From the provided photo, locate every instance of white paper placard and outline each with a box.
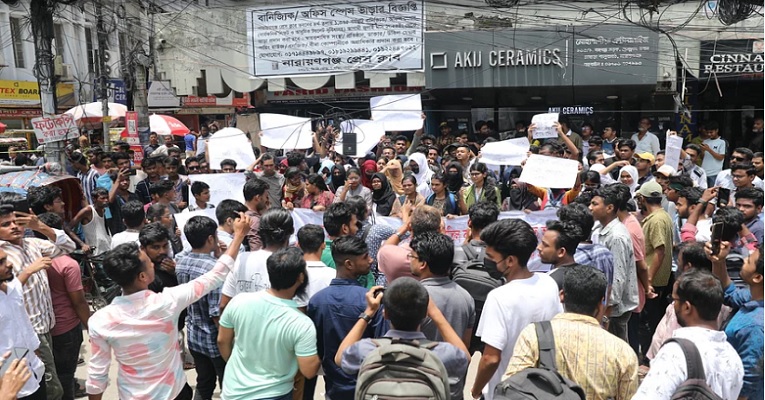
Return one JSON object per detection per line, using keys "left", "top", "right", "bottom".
{"left": 334, "top": 119, "right": 385, "bottom": 157}
{"left": 531, "top": 113, "right": 559, "bottom": 139}
{"left": 664, "top": 135, "right": 684, "bottom": 171}
{"left": 519, "top": 154, "right": 579, "bottom": 188}
{"left": 370, "top": 94, "right": 423, "bottom": 131}
{"left": 188, "top": 173, "right": 247, "bottom": 206}
{"left": 208, "top": 128, "right": 257, "bottom": 170}
{"left": 260, "top": 113, "right": 314, "bottom": 149}
{"left": 480, "top": 137, "right": 530, "bottom": 166}
{"left": 174, "top": 208, "right": 218, "bottom": 245}
{"left": 31, "top": 114, "right": 79, "bottom": 144}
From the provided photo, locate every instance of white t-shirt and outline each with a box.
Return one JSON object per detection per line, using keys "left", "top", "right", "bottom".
{"left": 110, "top": 230, "right": 140, "bottom": 249}
{"left": 222, "top": 250, "right": 273, "bottom": 298}
{"left": 475, "top": 273, "right": 563, "bottom": 400}
{"left": 701, "top": 137, "right": 726, "bottom": 176}
{"left": 295, "top": 260, "right": 336, "bottom": 307}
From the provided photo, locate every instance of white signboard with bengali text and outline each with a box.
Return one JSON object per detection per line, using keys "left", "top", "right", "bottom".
{"left": 31, "top": 114, "right": 79, "bottom": 144}
{"left": 247, "top": 1, "right": 423, "bottom": 76}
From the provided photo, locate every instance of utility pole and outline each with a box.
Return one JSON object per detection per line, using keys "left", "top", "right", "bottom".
{"left": 29, "top": 0, "right": 66, "bottom": 166}
{"left": 128, "top": 0, "right": 151, "bottom": 146}
{"left": 95, "top": 0, "right": 111, "bottom": 147}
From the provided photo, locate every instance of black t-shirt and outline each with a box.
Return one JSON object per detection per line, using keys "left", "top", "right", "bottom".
{"left": 548, "top": 263, "right": 583, "bottom": 290}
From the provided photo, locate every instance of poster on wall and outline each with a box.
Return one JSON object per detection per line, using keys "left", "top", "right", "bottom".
{"left": 31, "top": 114, "right": 79, "bottom": 144}
{"left": 246, "top": 0, "right": 424, "bottom": 76}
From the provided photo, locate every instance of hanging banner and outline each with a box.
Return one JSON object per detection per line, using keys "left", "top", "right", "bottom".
{"left": 246, "top": 0, "right": 424, "bottom": 76}
{"left": 30, "top": 114, "right": 79, "bottom": 144}
{"left": 123, "top": 111, "right": 144, "bottom": 162}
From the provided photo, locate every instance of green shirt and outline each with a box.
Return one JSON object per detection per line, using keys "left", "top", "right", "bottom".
{"left": 321, "top": 239, "right": 375, "bottom": 288}
{"left": 220, "top": 291, "right": 317, "bottom": 400}
{"left": 641, "top": 209, "right": 674, "bottom": 287}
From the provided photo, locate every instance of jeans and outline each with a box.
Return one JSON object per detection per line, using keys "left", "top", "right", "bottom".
{"left": 628, "top": 311, "right": 642, "bottom": 360}
{"left": 52, "top": 325, "right": 83, "bottom": 400}
{"left": 19, "top": 377, "right": 47, "bottom": 400}
{"left": 189, "top": 349, "right": 226, "bottom": 400}
{"left": 37, "top": 332, "right": 63, "bottom": 400}
{"left": 175, "top": 383, "right": 193, "bottom": 400}
{"left": 303, "top": 376, "right": 318, "bottom": 400}
{"left": 640, "top": 283, "right": 673, "bottom": 361}
{"left": 608, "top": 311, "right": 632, "bottom": 343}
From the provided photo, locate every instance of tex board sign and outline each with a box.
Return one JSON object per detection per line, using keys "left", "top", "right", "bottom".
{"left": 425, "top": 25, "right": 659, "bottom": 89}
{"left": 700, "top": 39, "right": 764, "bottom": 80}
{"left": 246, "top": 0, "right": 424, "bottom": 76}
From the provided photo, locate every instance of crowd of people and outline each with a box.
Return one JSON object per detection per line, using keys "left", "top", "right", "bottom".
{"left": 0, "top": 114, "right": 763, "bottom": 400}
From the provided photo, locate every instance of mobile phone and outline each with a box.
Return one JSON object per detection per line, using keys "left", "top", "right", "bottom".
{"left": 0, "top": 347, "right": 29, "bottom": 376}
{"left": 711, "top": 222, "right": 724, "bottom": 256}
{"left": 128, "top": 168, "right": 137, "bottom": 176}
{"left": 717, "top": 187, "right": 731, "bottom": 207}
{"left": 12, "top": 198, "right": 29, "bottom": 213}
{"left": 373, "top": 288, "right": 385, "bottom": 298}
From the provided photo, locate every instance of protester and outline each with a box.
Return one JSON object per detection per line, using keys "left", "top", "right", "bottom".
{"left": 299, "top": 173, "right": 334, "bottom": 212}
{"left": 370, "top": 173, "right": 397, "bottom": 216}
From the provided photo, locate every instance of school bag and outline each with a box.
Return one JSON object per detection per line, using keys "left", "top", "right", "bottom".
{"left": 662, "top": 338, "right": 723, "bottom": 400}
{"left": 494, "top": 321, "right": 586, "bottom": 400}
{"left": 450, "top": 243, "right": 504, "bottom": 353}
{"left": 355, "top": 337, "right": 450, "bottom": 400}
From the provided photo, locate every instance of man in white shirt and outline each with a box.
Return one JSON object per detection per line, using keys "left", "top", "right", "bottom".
{"left": 0, "top": 248, "right": 47, "bottom": 399}
{"left": 700, "top": 121, "right": 727, "bottom": 188}
{"left": 714, "top": 147, "right": 765, "bottom": 191}
{"left": 469, "top": 219, "right": 563, "bottom": 400}
{"left": 295, "top": 224, "right": 335, "bottom": 307}
{"left": 110, "top": 200, "right": 145, "bottom": 249}
{"left": 631, "top": 117, "right": 661, "bottom": 156}
{"left": 215, "top": 200, "right": 248, "bottom": 254}
{"left": 634, "top": 269, "right": 744, "bottom": 400}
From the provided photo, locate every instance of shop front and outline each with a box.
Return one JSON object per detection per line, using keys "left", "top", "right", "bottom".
{"left": 424, "top": 25, "right": 667, "bottom": 136}
{"left": 0, "top": 80, "right": 77, "bottom": 132}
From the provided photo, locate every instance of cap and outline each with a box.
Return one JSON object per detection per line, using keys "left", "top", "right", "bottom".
{"left": 439, "top": 122, "right": 449, "bottom": 128}
{"left": 637, "top": 180, "right": 663, "bottom": 198}
{"left": 634, "top": 152, "right": 655, "bottom": 165}
{"left": 655, "top": 165, "right": 677, "bottom": 177}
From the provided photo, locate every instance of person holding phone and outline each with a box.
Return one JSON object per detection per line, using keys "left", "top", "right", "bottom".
{"left": 0, "top": 247, "right": 46, "bottom": 399}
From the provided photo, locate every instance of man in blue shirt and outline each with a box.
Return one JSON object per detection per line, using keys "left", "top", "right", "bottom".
{"left": 175, "top": 216, "right": 227, "bottom": 400}
{"left": 735, "top": 187, "right": 764, "bottom": 246}
{"left": 711, "top": 241, "right": 764, "bottom": 400}
{"left": 307, "top": 235, "right": 387, "bottom": 400}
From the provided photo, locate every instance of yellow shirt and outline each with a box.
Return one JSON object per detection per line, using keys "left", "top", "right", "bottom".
{"left": 504, "top": 313, "right": 639, "bottom": 400}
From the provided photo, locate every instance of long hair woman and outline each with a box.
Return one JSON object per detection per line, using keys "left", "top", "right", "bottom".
{"left": 460, "top": 162, "right": 501, "bottom": 213}
{"left": 300, "top": 173, "right": 335, "bottom": 211}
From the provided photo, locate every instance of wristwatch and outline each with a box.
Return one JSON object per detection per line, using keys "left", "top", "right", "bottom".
{"left": 358, "top": 312, "right": 373, "bottom": 323}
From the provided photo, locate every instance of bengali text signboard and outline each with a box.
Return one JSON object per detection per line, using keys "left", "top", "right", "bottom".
{"left": 31, "top": 114, "right": 79, "bottom": 144}
{"left": 247, "top": 1, "right": 423, "bottom": 76}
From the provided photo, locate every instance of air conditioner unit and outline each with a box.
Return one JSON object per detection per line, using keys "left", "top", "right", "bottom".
{"left": 59, "top": 64, "right": 75, "bottom": 81}
{"left": 53, "top": 55, "right": 66, "bottom": 76}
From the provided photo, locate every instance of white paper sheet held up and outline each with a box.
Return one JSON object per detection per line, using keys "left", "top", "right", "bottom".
{"left": 531, "top": 113, "right": 559, "bottom": 139}
{"left": 479, "top": 137, "right": 530, "bottom": 166}
{"left": 519, "top": 154, "right": 579, "bottom": 189}
{"left": 208, "top": 128, "right": 257, "bottom": 170}
{"left": 370, "top": 94, "right": 423, "bottom": 131}
{"left": 664, "top": 135, "right": 684, "bottom": 171}
{"left": 260, "top": 113, "right": 314, "bottom": 149}
{"left": 174, "top": 208, "right": 218, "bottom": 245}
{"left": 334, "top": 119, "right": 385, "bottom": 157}
{"left": 188, "top": 173, "right": 247, "bottom": 206}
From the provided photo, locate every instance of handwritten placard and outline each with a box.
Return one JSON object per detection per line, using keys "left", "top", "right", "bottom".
{"left": 519, "top": 154, "right": 579, "bottom": 188}
{"left": 530, "top": 113, "right": 559, "bottom": 139}
{"left": 480, "top": 137, "right": 529, "bottom": 166}
{"left": 31, "top": 114, "right": 79, "bottom": 144}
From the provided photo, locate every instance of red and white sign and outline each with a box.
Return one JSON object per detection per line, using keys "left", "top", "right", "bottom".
{"left": 30, "top": 114, "right": 79, "bottom": 144}
{"left": 182, "top": 93, "right": 250, "bottom": 108}
{"left": 123, "top": 111, "right": 144, "bottom": 162}
{"left": 0, "top": 109, "right": 42, "bottom": 118}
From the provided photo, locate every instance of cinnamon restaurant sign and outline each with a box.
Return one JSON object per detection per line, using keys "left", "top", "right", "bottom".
{"left": 700, "top": 39, "right": 764, "bottom": 80}
{"left": 425, "top": 25, "right": 659, "bottom": 89}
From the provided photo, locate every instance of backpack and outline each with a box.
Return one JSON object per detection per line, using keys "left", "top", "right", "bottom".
{"left": 494, "top": 322, "right": 586, "bottom": 400}
{"left": 662, "top": 338, "right": 723, "bottom": 400}
{"left": 425, "top": 193, "right": 458, "bottom": 216}
{"left": 450, "top": 243, "right": 504, "bottom": 353}
{"left": 355, "top": 337, "right": 450, "bottom": 400}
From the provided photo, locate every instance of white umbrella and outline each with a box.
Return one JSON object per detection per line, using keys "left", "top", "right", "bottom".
{"left": 64, "top": 102, "right": 128, "bottom": 121}
{"left": 149, "top": 114, "right": 190, "bottom": 137}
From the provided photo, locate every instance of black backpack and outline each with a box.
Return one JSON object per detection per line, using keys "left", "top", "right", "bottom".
{"left": 450, "top": 243, "right": 504, "bottom": 354}
{"left": 662, "top": 338, "right": 723, "bottom": 400}
{"left": 494, "top": 321, "right": 586, "bottom": 400}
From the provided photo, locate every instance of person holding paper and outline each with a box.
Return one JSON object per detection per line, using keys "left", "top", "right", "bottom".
{"left": 332, "top": 168, "right": 372, "bottom": 211}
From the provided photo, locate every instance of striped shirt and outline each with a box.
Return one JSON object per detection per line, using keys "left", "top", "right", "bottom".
{"left": 0, "top": 229, "right": 76, "bottom": 334}
{"left": 78, "top": 168, "right": 100, "bottom": 205}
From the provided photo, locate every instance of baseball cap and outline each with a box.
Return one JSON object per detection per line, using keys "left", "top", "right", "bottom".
{"left": 634, "top": 152, "right": 655, "bottom": 165}
{"left": 439, "top": 122, "right": 449, "bottom": 128}
{"left": 637, "top": 180, "right": 663, "bottom": 198}
{"left": 655, "top": 165, "right": 677, "bottom": 177}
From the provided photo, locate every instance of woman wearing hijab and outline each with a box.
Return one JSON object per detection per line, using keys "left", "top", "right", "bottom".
{"left": 360, "top": 159, "right": 377, "bottom": 189}
{"left": 319, "top": 159, "right": 336, "bottom": 186}
{"left": 444, "top": 161, "right": 465, "bottom": 194}
{"left": 370, "top": 173, "right": 396, "bottom": 216}
{"left": 502, "top": 179, "right": 539, "bottom": 211}
{"left": 619, "top": 165, "right": 639, "bottom": 196}
{"left": 384, "top": 159, "right": 405, "bottom": 195}
{"left": 407, "top": 152, "right": 434, "bottom": 198}
{"left": 328, "top": 165, "right": 346, "bottom": 193}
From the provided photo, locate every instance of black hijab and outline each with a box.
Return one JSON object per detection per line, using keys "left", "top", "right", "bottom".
{"left": 445, "top": 162, "right": 464, "bottom": 193}
{"left": 371, "top": 173, "right": 396, "bottom": 216}
{"left": 329, "top": 165, "right": 346, "bottom": 193}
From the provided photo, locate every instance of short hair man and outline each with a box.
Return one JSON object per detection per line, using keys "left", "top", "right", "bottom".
{"left": 220, "top": 159, "right": 238, "bottom": 173}
{"left": 735, "top": 187, "right": 764, "bottom": 245}
{"left": 217, "top": 247, "right": 321, "bottom": 400}
{"left": 251, "top": 152, "right": 285, "bottom": 207}
{"left": 320, "top": 202, "right": 359, "bottom": 269}
{"left": 86, "top": 215, "right": 248, "bottom": 399}
{"left": 505, "top": 265, "right": 639, "bottom": 399}
{"left": 242, "top": 178, "right": 270, "bottom": 251}
{"left": 215, "top": 199, "right": 248, "bottom": 253}
{"left": 110, "top": 200, "right": 145, "bottom": 249}
{"left": 469, "top": 219, "right": 562, "bottom": 400}
{"left": 308, "top": 236, "right": 386, "bottom": 400}
{"left": 175, "top": 216, "right": 229, "bottom": 400}
{"left": 70, "top": 187, "right": 112, "bottom": 255}
{"left": 409, "top": 231, "right": 476, "bottom": 397}
{"left": 631, "top": 117, "right": 661, "bottom": 156}
{"left": 681, "top": 143, "right": 708, "bottom": 189}
{"left": 453, "top": 201, "right": 500, "bottom": 265}
{"left": 296, "top": 224, "right": 335, "bottom": 307}
{"left": 539, "top": 219, "right": 584, "bottom": 289}
{"left": 188, "top": 181, "right": 214, "bottom": 212}
{"left": 335, "top": 278, "right": 471, "bottom": 398}
{"left": 633, "top": 270, "right": 744, "bottom": 400}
